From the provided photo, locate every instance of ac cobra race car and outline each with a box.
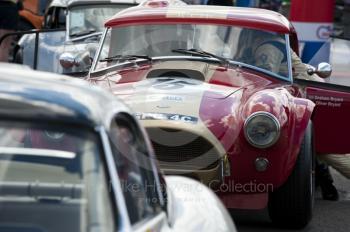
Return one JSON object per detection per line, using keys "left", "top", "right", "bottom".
{"left": 86, "top": 1, "right": 350, "bottom": 229}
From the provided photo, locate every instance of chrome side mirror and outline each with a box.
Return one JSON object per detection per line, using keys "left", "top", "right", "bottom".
{"left": 59, "top": 53, "right": 78, "bottom": 69}
{"left": 307, "top": 62, "right": 332, "bottom": 78}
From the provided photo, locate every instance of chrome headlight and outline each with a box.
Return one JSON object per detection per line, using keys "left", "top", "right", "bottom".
{"left": 244, "top": 112, "right": 280, "bottom": 148}
{"left": 59, "top": 52, "right": 77, "bottom": 69}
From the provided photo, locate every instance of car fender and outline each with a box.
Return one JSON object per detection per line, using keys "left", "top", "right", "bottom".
{"left": 165, "top": 176, "right": 236, "bottom": 232}
{"left": 243, "top": 88, "right": 315, "bottom": 186}
{"left": 17, "top": 33, "right": 35, "bottom": 67}
{"left": 244, "top": 88, "right": 315, "bottom": 134}
{"left": 58, "top": 41, "right": 100, "bottom": 75}
{"left": 18, "top": 31, "right": 66, "bottom": 71}
{"left": 289, "top": 97, "right": 315, "bottom": 154}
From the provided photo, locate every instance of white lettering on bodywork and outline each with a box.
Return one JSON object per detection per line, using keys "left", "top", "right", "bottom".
{"left": 308, "top": 95, "right": 344, "bottom": 107}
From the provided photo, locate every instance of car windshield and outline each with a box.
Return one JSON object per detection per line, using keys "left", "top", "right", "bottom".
{"left": 68, "top": 4, "right": 134, "bottom": 38}
{"left": 0, "top": 121, "right": 115, "bottom": 232}
{"left": 95, "top": 24, "right": 290, "bottom": 79}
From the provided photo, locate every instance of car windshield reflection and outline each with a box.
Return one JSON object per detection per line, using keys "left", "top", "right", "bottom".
{"left": 68, "top": 4, "right": 134, "bottom": 38}
{"left": 95, "top": 24, "right": 290, "bottom": 79}
{"left": 0, "top": 122, "right": 115, "bottom": 232}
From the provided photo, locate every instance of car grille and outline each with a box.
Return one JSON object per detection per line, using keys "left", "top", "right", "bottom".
{"left": 146, "top": 128, "right": 220, "bottom": 170}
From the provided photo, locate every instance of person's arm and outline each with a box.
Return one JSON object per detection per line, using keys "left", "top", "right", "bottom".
{"left": 291, "top": 50, "right": 325, "bottom": 82}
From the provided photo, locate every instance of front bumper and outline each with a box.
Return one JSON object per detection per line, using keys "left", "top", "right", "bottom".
{"left": 146, "top": 125, "right": 230, "bottom": 187}
{"left": 160, "top": 158, "right": 225, "bottom": 187}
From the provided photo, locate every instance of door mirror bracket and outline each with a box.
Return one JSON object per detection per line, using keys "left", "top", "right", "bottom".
{"left": 307, "top": 62, "right": 332, "bottom": 78}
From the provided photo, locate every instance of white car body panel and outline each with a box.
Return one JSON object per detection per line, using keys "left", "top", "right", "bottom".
{"left": 129, "top": 176, "right": 237, "bottom": 232}
{"left": 165, "top": 176, "right": 236, "bottom": 232}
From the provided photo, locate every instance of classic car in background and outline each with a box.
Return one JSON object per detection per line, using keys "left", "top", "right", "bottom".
{"left": 86, "top": 3, "right": 350, "bottom": 229}
{"left": 14, "top": 0, "right": 141, "bottom": 76}
{"left": 0, "top": 64, "right": 236, "bottom": 232}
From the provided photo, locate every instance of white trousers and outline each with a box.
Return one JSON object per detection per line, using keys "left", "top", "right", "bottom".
{"left": 318, "top": 154, "right": 350, "bottom": 179}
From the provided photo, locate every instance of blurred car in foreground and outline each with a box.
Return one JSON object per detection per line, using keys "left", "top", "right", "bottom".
{"left": 0, "top": 64, "right": 236, "bottom": 232}
{"left": 14, "top": 0, "right": 141, "bottom": 76}
{"left": 86, "top": 2, "right": 350, "bottom": 229}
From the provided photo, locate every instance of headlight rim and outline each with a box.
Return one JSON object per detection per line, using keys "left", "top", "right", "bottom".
{"left": 244, "top": 111, "right": 281, "bottom": 149}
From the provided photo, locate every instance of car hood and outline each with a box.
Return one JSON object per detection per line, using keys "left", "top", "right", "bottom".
{"left": 112, "top": 77, "right": 242, "bottom": 100}
{"left": 111, "top": 77, "right": 242, "bottom": 120}
{"left": 111, "top": 77, "right": 244, "bottom": 161}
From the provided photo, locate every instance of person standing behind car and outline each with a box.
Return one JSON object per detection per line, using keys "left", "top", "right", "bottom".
{"left": 291, "top": 49, "right": 342, "bottom": 201}
{"left": 0, "top": 0, "right": 22, "bottom": 62}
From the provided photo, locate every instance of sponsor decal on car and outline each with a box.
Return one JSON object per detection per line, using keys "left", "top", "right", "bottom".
{"left": 308, "top": 95, "right": 344, "bottom": 107}
{"left": 147, "top": 95, "right": 185, "bottom": 102}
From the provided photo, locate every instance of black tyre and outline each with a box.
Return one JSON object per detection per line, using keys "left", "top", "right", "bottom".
{"left": 268, "top": 122, "right": 315, "bottom": 229}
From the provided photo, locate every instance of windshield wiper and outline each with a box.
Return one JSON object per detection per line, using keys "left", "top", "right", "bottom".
{"left": 70, "top": 28, "right": 96, "bottom": 38}
{"left": 99, "top": 54, "right": 152, "bottom": 63}
{"left": 172, "top": 48, "right": 230, "bottom": 66}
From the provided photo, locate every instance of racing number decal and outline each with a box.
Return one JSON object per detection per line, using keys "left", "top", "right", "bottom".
{"left": 169, "top": 114, "right": 194, "bottom": 123}
{"left": 135, "top": 112, "right": 198, "bottom": 124}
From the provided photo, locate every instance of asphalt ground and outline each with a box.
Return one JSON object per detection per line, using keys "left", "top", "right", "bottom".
{"left": 232, "top": 168, "right": 350, "bottom": 232}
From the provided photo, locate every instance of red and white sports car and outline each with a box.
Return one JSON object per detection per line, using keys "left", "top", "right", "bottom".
{"left": 86, "top": 0, "right": 350, "bottom": 228}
